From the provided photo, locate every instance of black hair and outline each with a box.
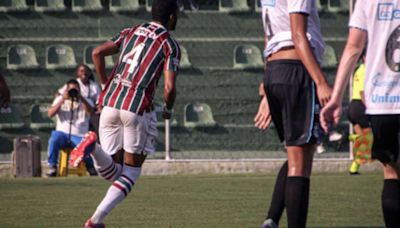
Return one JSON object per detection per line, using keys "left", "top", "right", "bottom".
{"left": 152, "top": 0, "right": 178, "bottom": 25}
{"left": 66, "top": 79, "right": 80, "bottom": 88}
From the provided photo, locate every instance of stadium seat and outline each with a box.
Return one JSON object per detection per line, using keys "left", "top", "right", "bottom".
{"left": 184, "top": 102, "right": 216, "bottom": 128}
{"left": 7, "top": 45, "right": 39, "bottom": 70}
{"left": 0, "top": 0, "right": 29, "bottom": 12}
{"left": 110, "top": 0, "right": 140, "bottom": 12}
{"left": 72, "top": 0, "right": 103, "bottom": 12}
{"left": 327, "top": 0, "right": 349, "bottom": 13}
{"left": 46, "top": 44, "right": 77, "bottom": 70}
{"left": 0, "top": 104, "right": 25, "bottom": 130}
{"left": 30, "top": 104, "right": 55, "bottom": 130}
{"left": 233, "top": 44, "right": 264, "bottom": 69}
{"left": 180, "top": 45, "right": 192, "bottom": 69}
{"left": 154, "top": 103, "right": 178, "bottom": 127}
{"left": 255, "top": 0, "right": 261, "bottom": 12}
{"left": 145, "top": 0, "right": 153, "bottom": 12}
{"left": 219, "top": 0, "right": 250, "bottom": 13}
{"left": 84, "top": 46, "right": 115, "bottom": 69}
{"left": 321, "top": 45, "right": 338, "bottom": 69}
{"left": 34, "top": 0, "right": 66, "bottom": 12}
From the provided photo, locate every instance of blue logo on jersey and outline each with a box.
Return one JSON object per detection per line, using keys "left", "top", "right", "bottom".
{"left": 262, "top": 0, "right": 275, "bottom": 7}
{"left": 371, "top": 93, "right": 400, "bottom": 103}
{"left": 378, "top": 3, "right": 400, "bottom": 20}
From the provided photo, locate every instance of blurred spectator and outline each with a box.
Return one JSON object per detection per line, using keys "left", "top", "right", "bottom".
{"left": 0, "top": 73, "right": 10, "bottom": 109}
{"left": 46, "top": 79, "right": 95, "bottom": 177}
{"left": 177, "top": 0, "right": 199, "bottom": 11}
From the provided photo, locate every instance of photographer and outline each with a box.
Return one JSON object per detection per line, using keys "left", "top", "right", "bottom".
{"left": 46, "top": 79, "right": 95, "bottom": 177}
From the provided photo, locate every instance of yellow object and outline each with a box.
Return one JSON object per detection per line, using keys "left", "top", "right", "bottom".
{"left": 58, "top": 149, "right": 87, "bottom": 177}
{"left": 352, "top": 130, "right": 373, "bottom": 165}
{"left": 351, "top": 64, "right": 365, "bottom": 100}
{"left": 349, "top": 161, "right": 360, "bottom": 173}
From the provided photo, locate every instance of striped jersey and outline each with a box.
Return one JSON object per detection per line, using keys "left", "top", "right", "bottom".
{"left": 98, "top": 22, "right": 181, "bottom": 114}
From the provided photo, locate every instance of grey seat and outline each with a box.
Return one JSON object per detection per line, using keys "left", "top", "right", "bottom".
{"left": 84, "top": 46, "right": 115, "bottom": 69}
{"left": 255, "top": 0, "right": 261, "bottom": 12}
{"left": 110, "top": 0, "right": 140, "bottom": 12}
{"left": 321, "top": 45, "right": 338, "bottom": 69}
{"left": 0, "top": 0, "right": 29, "bottom": 12}
{"left": 233, "top": 45, "right": 263, "bottom": 69}
{"left": 145, "top": 0, "right": 153, "bottom": 12}
{"left": 184, "top": 102, "right": 216, "bottom": 128}
{"left": 30, "top": 104, "right": 55, "bottom": 130}
{"left": 72, "top": 0, "right": 103, "bottom": 12}
{"left": 7, "top": 45, "right": 39, "bottom": 70}
{"left": 180, "top": 45, "right": 192, "bottom": 69}
{"left": 35, "top": 0, "right": 66, "bottom": 12}
{"left": 219, "top": 0, "right": 250, "bottom": 13}
{"left": 46, "top": 45, "right": 77, "bottom": 70}
{"left": 0, "top": 104, "right": 24, "bottom": 130}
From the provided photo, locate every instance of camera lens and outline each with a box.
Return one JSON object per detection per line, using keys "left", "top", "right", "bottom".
{"left": 68, "top": 88, "right": 79, "bottom": 98}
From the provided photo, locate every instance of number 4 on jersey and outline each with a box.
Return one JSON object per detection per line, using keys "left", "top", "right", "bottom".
{"left": 122, "top": 43, "right": 145, "bottom": 74}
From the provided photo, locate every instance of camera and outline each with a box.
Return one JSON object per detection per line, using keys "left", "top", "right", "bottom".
{"left": 68, "top": 88, "right": 79, "bottom": 98}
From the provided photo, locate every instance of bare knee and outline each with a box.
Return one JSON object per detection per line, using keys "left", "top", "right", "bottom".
{"left": 124, "top": 151, "right": 147, "bottom": 167}
{"left": 383, "top": 162, "right": 400, "bottom": 179}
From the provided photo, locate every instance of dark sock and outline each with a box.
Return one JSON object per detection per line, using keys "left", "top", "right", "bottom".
{"left": 382, "top": 179, "right": 400, "bottom": 228}
{"left": 266, "top": 161, "right": 288, "bottom": 224}
{"left": 285, "top": 176, "right": 310, "bottom": 228}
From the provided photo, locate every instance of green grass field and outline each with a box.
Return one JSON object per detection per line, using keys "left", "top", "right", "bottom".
{"left": 0, "top": 173, "right": 384, "bottom": 228}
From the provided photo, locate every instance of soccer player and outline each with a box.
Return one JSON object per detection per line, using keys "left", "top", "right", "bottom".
{"left": 254, "top": 0, "right": 331, "bottom": 227}
{"left": 321, "top": 1, "right": 400, "bottom": 227}
{"left": 69, "top": 0, "right": 180, "bottom": 227}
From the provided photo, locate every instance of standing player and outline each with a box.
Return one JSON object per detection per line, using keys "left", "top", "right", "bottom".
{"left": 321, "top": 1, "right": 400, "bottom": 227}
{"left": 254, "top": 0, "right": 331, "bottom": 227}
{"left": 69, "top": 0, "right": 180, "bottom": 227}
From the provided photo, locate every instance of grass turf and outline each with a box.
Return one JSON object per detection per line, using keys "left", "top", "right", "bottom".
{"left": 0, "top": 172, "right": 384, "bottom": 227}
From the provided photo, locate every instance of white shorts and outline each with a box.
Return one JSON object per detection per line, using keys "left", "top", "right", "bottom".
{"left": 99, "top": 106, "right": 158, "bottom": 155}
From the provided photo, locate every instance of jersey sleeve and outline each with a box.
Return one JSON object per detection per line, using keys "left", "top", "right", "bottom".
{"left": 349, "top": 1, "right": 367, "bottom": 31}
{"left": 288, "top": 0, "right": 311, "bottom": 15}
{"left": 164, "top": 38, "right": 181, "bottom": 72}
{"left": 110, "top": 28, "right": 132, "bottom": 49}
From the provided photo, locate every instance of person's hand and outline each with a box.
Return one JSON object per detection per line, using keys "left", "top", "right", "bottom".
{"left": 316, "top": 82, "right": 332, "bottom": 107}
{"left": 0, "top": 82, "right": 10, "bottom": 108}
{"left": 162, "top": 105, "right": 172, "bottom": 120}
{"left": 62, "top": 89, "right": 69, "bottom": 100}
{"left": 254, "top": 96, "right": 272, "bottom": 130}
{"left": 320, "top": 99, "right": 342, "bottom": 133}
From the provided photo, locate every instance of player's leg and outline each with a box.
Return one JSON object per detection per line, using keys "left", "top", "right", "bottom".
{"left": 262, "top": 160, "right": 288, "bottom": 227}
{"left": 369, "top": 115, "right": 400, "bottom": 227}
{"left": 285, "top": 144, "right": 315, "bottom": 228}
{"left": 88, "top": 110, "right": 155, "bottom": 226}
{"left": 91, "top": 107, "right": 124, "bottom": 181}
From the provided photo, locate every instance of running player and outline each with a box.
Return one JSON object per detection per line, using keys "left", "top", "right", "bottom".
{"left": 69, "top": 0, "right": 180, "bottom": 227}
{"left": 321, "top": 1, "right": 400, "bottom": 227}
{"left": 254, "top": 0, "right": 331, "bottom": 227}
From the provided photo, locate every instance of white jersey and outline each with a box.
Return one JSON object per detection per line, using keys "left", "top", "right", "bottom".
{"left": 350, "top": 0, "right": 400, "bottom": 114}
{"left": 52, "top": 95, "right": 93, "bottom": 136}
{"left": 261, "top": 0, "right": 325, "bottom": 64}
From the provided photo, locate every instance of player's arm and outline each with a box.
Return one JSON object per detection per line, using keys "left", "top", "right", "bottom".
{"left": 163, "top": 70, "right": 177, "bottom": 120}
{"left": 320, "top": 28, "right": 367, "bottom": 132}
{"left": 79, "top": 95, "right": 94, "bottom": 115}
{"left": 290, "top": 13, "right": 332, "bottom": 107}
{"left": 92, "top": 41, "right": 119, "bottom": 86}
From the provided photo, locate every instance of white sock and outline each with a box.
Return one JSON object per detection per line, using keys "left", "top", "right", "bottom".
{"left": 91, "top": 166, "right": 141, "bottom": 224}
{"left": 91, "top": 143, "right": 122, "bottom": 181}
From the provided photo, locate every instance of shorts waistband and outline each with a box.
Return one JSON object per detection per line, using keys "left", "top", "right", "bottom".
{"left": 137, "top": 105, "right": 154, "bottom": 116}
{"left": 266, "top": 59, "right": 303, "bottom": 66}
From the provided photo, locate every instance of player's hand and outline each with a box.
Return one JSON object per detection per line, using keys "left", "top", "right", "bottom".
{"left": 254, "top": 96, "right": 272, "bottom": 130}
{"left": 316, "top": 82, "right": 332, "bottom": 107}
{"left": 162, "top": 105, "right": 172, "bottom": 120}
{"left": 320, "top": 99, "right": 342, "bottom": 133}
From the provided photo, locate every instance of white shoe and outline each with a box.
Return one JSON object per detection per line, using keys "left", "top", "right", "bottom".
{"left": 317, "top": 144, "right": 326, "bottom": 154}
{"left": 329, "top": 131, "right": 343, "bottom": 142}
{"left": 261, "top": 219, "right": 278, "bottom": 228}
